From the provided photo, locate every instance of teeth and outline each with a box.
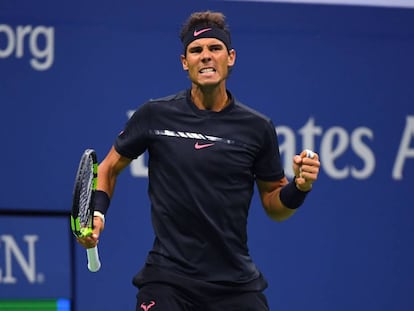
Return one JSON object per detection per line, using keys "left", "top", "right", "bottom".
{"left": 200, "top": 68, "right": 214, "bottom": 73}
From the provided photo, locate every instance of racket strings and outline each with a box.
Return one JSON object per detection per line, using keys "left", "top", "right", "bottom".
{"left": 79, "top": 157, "right": 94, "bottom": 227}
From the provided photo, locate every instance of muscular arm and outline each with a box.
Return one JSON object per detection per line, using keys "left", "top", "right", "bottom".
{"left": 256, "top": 177, "right": 296, "bottom": 222}
{"left": 97, "top": 146, "right": 132, "bottom": 197}
{"left": 257, "top": 150, "right": 320, "bottom": 222}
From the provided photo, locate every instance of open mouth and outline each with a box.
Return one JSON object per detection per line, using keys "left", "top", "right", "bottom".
{"left": 199, "top": 68, "right": 216, "bottom": 73}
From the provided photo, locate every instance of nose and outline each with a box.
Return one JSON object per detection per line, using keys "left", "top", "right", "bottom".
{"left": 201, "top": 48, "right": 212, "bottom": 62}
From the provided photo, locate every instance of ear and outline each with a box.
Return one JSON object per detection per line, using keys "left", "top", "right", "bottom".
{"left": 180, "top": 54, "right": 189, "bottom": 71}
{"left": 227, "top": 49, "right": 236, "bottom": 67}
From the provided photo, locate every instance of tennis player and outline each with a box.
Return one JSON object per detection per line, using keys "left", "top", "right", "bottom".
{"left": 77, "top": 10, "right": 320, "bottom": 310}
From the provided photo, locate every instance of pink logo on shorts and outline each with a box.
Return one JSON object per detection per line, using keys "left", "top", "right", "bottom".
{"left": 140, "top": 300, "right": 156, "bottom": 311}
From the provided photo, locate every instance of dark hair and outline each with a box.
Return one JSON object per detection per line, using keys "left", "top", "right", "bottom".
{"left": 179, "top": 11, "right": 231, "bottom": 43}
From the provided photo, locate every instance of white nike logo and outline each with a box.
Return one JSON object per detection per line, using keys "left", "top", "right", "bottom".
{"left": 194, "top": 142, "right": 215, "bottom": 149}
{"left": 193, "top": 28, "right": 212, "bottom": 36}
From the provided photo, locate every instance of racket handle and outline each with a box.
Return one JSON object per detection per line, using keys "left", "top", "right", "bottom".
{"left": 86, "top": 246, "right": 101, "bottom": 272}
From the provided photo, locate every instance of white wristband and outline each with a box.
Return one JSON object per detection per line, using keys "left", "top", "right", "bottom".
{"left": 93, "top": 211, "right": 105, "bottom": 224}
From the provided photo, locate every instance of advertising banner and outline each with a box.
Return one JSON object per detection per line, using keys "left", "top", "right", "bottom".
{"left": 0, "top": 213, "right": 72, "bottom": 308}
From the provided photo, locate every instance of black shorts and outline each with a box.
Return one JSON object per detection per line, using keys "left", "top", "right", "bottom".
{"left": 136, "top": 282, "right": 269, "bottom": 311}
{"left": 134, "top": 264, "right": 269, "bottom": 311}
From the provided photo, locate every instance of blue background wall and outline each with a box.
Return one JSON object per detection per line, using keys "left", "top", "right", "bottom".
{"left": 1, "top": 1, "right": 413, "bottom": 310}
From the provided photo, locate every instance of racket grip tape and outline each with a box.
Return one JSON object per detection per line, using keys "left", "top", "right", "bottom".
{"left": 86, "top": 246, "right": 101, "bottom": 272}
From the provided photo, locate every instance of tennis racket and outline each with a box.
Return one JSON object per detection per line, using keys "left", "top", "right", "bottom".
{"left": 70, "top": 148, "right": 101, "bottom": 272}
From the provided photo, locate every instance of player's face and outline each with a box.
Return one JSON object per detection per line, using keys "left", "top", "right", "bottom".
{"left": 181, "top": 38, "right": 236, "bottom": 87}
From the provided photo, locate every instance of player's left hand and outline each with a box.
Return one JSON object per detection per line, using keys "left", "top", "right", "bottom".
{"left": 293, "top": 149, "right": 320, "bottom": 192}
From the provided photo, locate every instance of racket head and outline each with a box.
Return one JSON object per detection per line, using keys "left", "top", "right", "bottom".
{"left": 70, "top": 149, "right": 98, "bottom": 238}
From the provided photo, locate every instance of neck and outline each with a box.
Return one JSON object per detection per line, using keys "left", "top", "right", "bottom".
{"left": 191, "top": 85, "right": 229, "bottom": 112}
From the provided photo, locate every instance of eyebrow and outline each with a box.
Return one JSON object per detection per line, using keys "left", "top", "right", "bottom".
{"left": 188, "top": 44, "right": 225, "bottom": 52}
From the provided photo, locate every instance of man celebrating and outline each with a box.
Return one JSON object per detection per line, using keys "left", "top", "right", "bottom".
{"left": 77, "top": 10, "right": 320, "bottom": 310}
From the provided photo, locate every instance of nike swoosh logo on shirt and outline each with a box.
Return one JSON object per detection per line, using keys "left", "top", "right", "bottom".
{"left": 193, "top": 28, "right": 212, "bottom": 36}
{"left": 194, "top": 142, "right": 215, "bottom": 149}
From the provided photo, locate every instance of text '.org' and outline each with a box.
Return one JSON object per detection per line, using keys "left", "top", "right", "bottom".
{"left": 0, "top": 24, "right": 54, "bottom": 71}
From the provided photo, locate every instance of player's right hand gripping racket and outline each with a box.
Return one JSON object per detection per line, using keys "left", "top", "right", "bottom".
{"left": 70, "top": 149, "right": 101, "bottom": 272}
